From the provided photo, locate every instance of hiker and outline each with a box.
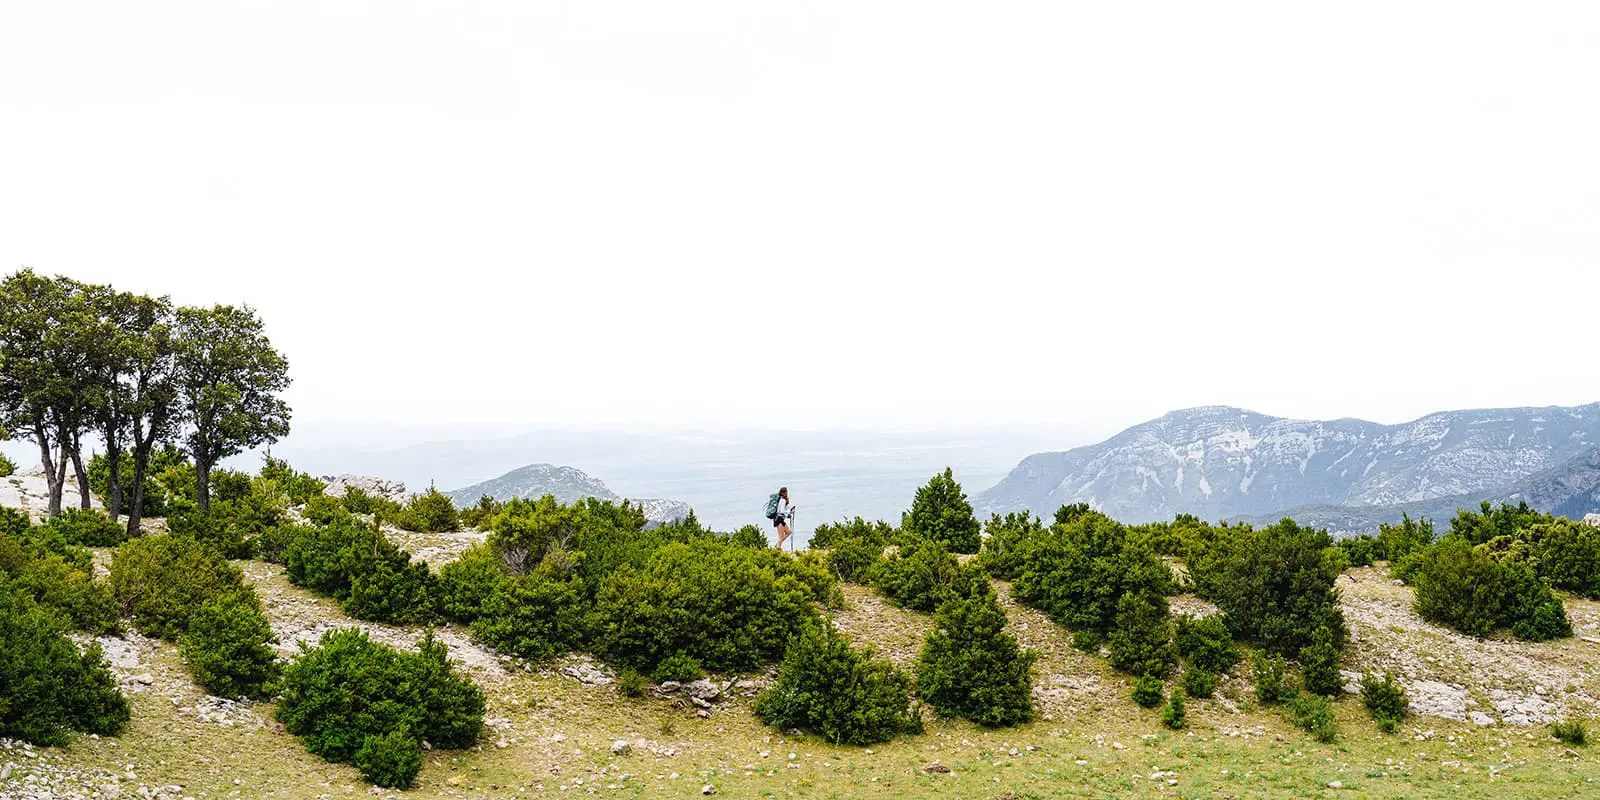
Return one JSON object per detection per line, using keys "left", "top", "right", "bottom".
{"left": 769, "top": 486, "right": 796, "bottom": 549}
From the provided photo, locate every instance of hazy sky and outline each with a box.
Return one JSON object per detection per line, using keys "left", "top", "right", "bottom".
{"left": 3, "top": 2, "right": 1597, "bottom": 438}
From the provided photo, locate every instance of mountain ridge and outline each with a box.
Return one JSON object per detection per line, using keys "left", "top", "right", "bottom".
{"left": 977, "top": 402, "right": 1600, "bottom": 527}
{"left": 444, "top": 462, "right": 694, "bottom": 525}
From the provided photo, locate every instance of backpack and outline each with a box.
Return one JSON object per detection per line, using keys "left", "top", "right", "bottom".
{"left": 764, "top": 493, "right": 781, "bottom": 521}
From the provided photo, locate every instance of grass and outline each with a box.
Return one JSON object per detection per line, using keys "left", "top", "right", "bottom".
{"left": 18, "top": 561, "right": 1600, "bottom": 799}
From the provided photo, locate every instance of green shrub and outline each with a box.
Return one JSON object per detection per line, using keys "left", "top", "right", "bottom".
{"left": 1107, "top": 590, "right": 1174, "bottom": 678}
{"left": 1131, "top": 674, "right": 1164, "bottom": 708}
{"left": 977, "top": 511, "right": 1044, "bottom": 579}
{"left": 1527, "top": 520, "right": 1600, "bottom": 598}
{"left": 275, "top": 629, "right": 484, "bottom": 785}
{"left": 901, "top": 468, "right": 980, "bottom": 554}
{"left": 302, "top": 495, "right": 354, "bottom": 526}
{"left": 1337, "top": 534, "right": 1380, "bottom": 568}
{"left": 180, "top": 592, "right": 279, "bottom": 700}
{"left": 353, "top": 728, "right": 423, "bottom": 789}
{"left": 869, "top": 538, "right": 985, "bottom": 612}
{"left": 0, "top": 534, "right": 120, "bottom": 633}
{"left": 1300, "top": 625, "right": 1342, "bottom": 696}
{"left": 915, "top": 585, "right": 1035, "bottom": 727}
{"left": 826, "top": 535, "right": 884, "bottom": 583}
{"left": 1361, "top": 672, "right": 1408, "bottom": 734}
{"left": 1551, "top": 719, "right": 1588, "bottom": 746}
{"left": 617, "top": 667, "right": 647, "bottom": 698}
{"left": 88, "top": 449, "right": 183, "bottom": 518}
{"left": 1070, "top": 630, "right": 1101, "bottom": 653}
{"left": 1174, "top": 614, "right": 1240, "bottom": 675}
{"left": 1252, "top": 653, "right": 1287, "bottom": 705}
{"left": 436, "top": 543, "right": 512, "bottom": 623}
{"left": 394, "top": 488, "right": 460, "bottom": 533}
{"left": 109, "top": 534, "right": 251, "bottom": 640}
{"left": 470, "top": 571, "right": 588, "bottom": 661}
{"left": 1, "top": 506, "right": 29, "bottom": 538}
{"left": 651, "top": 652, "right": 704, "bottom": 683}
{"left": 1450, "top": 501, "right": 1546, "bottom": 546}
{"left": 1181, "top": 666, "right": 1217, "bottom": 699}
{"left": 1287, "top": 693, "right": 1338, "bottom": 742}
{"left": 257, "top": 457, "right": 326, "bottom": 507}
{"left": 1011, "top": 513, "right": 1171, "bottom": 637}
{"left": 810, "top": 517, "right": 896, "bottom": 550}
{"left": 252, "top": 523, "right": 312, "bottom": 564}
{"left": 1189, "top": 519, "right": 1346, "bottom": 657}
{"left": 343, "top": 559, "right": 436, "bottom": 625}
{"left": 1378, "top": 514, "right": 1436, "bottom": 566}
{"left": 754, "top": 621, "right": 919, "bottom": 746}
{"left": 591, "top": 541, "right": 815, "bottom": 672}
{"left": 1412, "top": 536, "right": 1571, "bottom": 641}
{"left": 456, "top": 494, "right": 503, "bottom": 531}
{"left": 44, "top": 509, "right": 126, "bottom": 547}
{"left": 0, "top": 583, "right": 129, "bottom": 745}
{"left": 0, "top": 451, "right": 15, "bottom": 477}
{"left": 728, "top": 524, "right": 768, "bottom": 549}
{"left": 1162, "top": 690, "right": 1187, "bottom": 729}
{"left": 486, "top": 494, "right": 585, "bottom": 573}
{"left": 167, "top": 509, "right": 251, "bottom": 559}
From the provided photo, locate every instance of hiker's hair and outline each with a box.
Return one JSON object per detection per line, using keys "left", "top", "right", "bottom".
{"left": 779, "top": 487, "right": 789, "bottom": 499}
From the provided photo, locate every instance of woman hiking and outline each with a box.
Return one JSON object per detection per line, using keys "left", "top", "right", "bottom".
{"left": 772, "top": 487, "right": 796, "bottom": 550}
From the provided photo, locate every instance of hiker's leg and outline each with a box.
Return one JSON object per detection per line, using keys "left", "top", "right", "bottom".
{"left": 776, "top": 522, "right": 790, "bottom": 548}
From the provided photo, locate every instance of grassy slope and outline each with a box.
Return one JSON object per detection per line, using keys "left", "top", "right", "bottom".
{"left": 15, "top": 561, "right": 1600, "bottom": 800}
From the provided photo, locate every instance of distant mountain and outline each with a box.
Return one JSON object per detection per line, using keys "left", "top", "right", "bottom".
{"left": 445, "top": 463, "right": 693, "bottom": 525}
{"left": 977, "top": 403, "right": 1600, "bottom": 526}
{"left": 1235, "top": 445, "right": 1600, "bottom": 532}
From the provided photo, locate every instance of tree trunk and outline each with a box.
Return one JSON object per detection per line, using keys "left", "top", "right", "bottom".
{"left": 70, "top": 440, "right": 91, "bottom": 511}
{"left": 33, "top": 423, "right": 64, "bottom": 518}
{"left": 50, "top": 442, "right": 70, "bottom": 518}
{"left": 195, "top": 453, "right": 212, "bottom": 514}
{"left": 105, "top": 438, "right": 124, "bottom": 519}
{"left": 125, "top": 444, "right": 149, "bottom": 537}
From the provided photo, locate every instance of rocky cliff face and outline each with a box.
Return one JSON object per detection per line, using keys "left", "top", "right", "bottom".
{"left": 445, "top": 463, "right": 693, "bottom": 525}
{"left": 978, "top": 403, "right": 1600, "bottom": 524}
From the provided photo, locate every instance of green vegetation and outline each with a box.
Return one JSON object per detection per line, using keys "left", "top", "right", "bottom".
{"left": 1131, "top": 674, "right": 1164, "bottom": 708}
{"left": 1107, "top": 590, "right": 1175, "bottom": 678}
{"left": 1287, "top": 692, "right": 1339, "bottom": 743}
{"left": 1189, "top": 518, "right": 1346, "bottom": 657}
{"left": 0, "top": 584, "right": 129, "bottom": 745}
{"left": 1300, "top": 625, "right": 1343, "bottom": 696}
{"left": 1361, "top": 672, "right": 1409, "bottom": 734}
{"left": 394, "top": 486, "right": 461, "bottom": 533}
{"left": 868, "top": 537, "right": 983, "bottom": 612}
{"left": 976, "top": 510, "right": 1044, "bottom": 579}
{"left": 915, "top": 585, "right": 1035, "bottom": 727}
{"left": 179, "top": 592, "right": 280, "bottom": 700}
{"left": 42, "top": 508, "right": 126, "bottom": 547}
{"left": 901, "top": 468, "right": 980, "bottom": 554}
{"left": 754, "top": 620, "right": 920, "bottom": 746}
{"left": 1011, "top": 510, "right": 1171, "bottom": 638}
{"left": 0, "top": 527, "right": 120, "bottom": 633}
{"left": 0, "top": 450, "right": 15, "bottom": 477}
{"left": 1551, "top": 719, "right": 1588, "bottom": 746}
{"left": 1162, "top": 689, "right": 1187, "bottom": 729}
{"left": 274, "top": 629, "right": 485, "bottom": 789}
{"left": 282, "top": 518, "right": 436, "bottom": 624}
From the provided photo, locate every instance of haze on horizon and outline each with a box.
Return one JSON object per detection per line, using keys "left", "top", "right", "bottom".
{"left": 4, "top": 2, "right": 1599, "bottom": 444}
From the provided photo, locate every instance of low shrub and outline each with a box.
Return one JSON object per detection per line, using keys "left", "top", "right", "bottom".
{"left": 1131, "top": 675, "right": 1164, "bottom": 709}
{"left": 252, "top": 523, "right": 312, "bottom": 564}
{"left": 1300, "top": 625, "right": 1342, "bottom": 696}
{"left": 109, "top": 534, "right": 251, "bottom": 640}
{"left": 302, "top": 495, "right": 354, "bottom": 526}
{"left": 1361, "top": 672, "right": 1408, "bottom": 734}
{"left": 591, "top": 541, "right": 815, "bottom": 672}
{"left": 353, "top": 728, "right": 423, "bottom": 789}
{"left": 868, "top": 538, "right": 984, "bottom": 612}
{"left": 617, "top": 667, "right": 647, "bottom": 698}
{"left": 436, "top": 543, "right": 512, "bottom": 623}
{"left": 754, "top": 621, "right": 919, "bottom": 746}
{"left": 1070, "top": 630, "right": 1101, "bottom": 653}
{"left": 1551, "top": 719, "right": 1588, "bottom": 746}
{"left": 809, "top": 517, "right": 896, "bottom": 550}
{"left": 977, "top": 511, "right": 1044, "bottom": 580}
{"left": 1181, "top": 666, "right": 1217, "bottom": 699}
{"left": 915, "top": 585, "right": 1035, "bottom": 727}
{"left": 283, "top": 520, "right": 434, "bottom": 624}
{"left": 727, "top": 524, "right": 767, "bottom": 549}
{"left": 1107, "top": 590, "right": 1174, "bottom": 678}
{"left": 167, "top": 509, "right": 250, "bottom": 560}
{"left": 651, "top": 652, "right": 704, "bottom": 683}
{"left": 0, "top": 451, "right": 15, "bottom": 478}
{"left": 1175, "top": 614, "right": 1240, "bottom": 675}
{"left": 1287, "top": 693, "right": 1338, "bottom": 743}
{"left": 456, "top": 494, "right": 503, "bottom": 531}
{"left": 1412, "top": 537, "right": 1571, "bottom": 641}
{"left": 343, "top": 559, "right": 436, "bottom": 625}
{"left": 1252, "top": 653, "right": 1287, "bottom": 705}
{"left": 1011, "top": 513, "right": 1171, "bottom": 637}
{"left": 1162, "top": 690, "right": 1187, "bottom": 729}
{"left": 470, "top": 571, "right": 588, "bottom": 661}
{"left": 826, "top": 535, "right": 884, "bottom": 583}
{"left": 179, "top": 592, "right": 279, "bottom": 700}
{"left": 257, "top": 457, "right": 326, "bottom": 507}
{"left": 44, "top": 509, "right": 126, "bottom": 547}
{"left": 1189, "top": 518, "right": 1346, "bottom": 658}
{"left": 0, "top": 583, "right": 129, "bottom": 745}
{"left": 394, "top": 488, "right": 460, "bottom": 533}
{"left": 275, "top": 629, "right": 485, "bottom": 787}
{"left": 0, "top": 534, "right": 120, "bottom": 633}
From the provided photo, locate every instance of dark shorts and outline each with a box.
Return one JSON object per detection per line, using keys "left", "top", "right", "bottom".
{"left": 773, "top": 518, "right": 787, "bottom": 528}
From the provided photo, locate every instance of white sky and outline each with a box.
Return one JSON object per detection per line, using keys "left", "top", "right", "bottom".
{"left": 3, "top": 2, "right": 1598, "bottom": 438}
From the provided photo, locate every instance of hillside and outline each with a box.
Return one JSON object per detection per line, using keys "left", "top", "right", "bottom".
{"left": 445, "top": 462, "right": 693, "bottom": 525}
{"left": 977, "top": 403, "right": 1600, "bottom": 524}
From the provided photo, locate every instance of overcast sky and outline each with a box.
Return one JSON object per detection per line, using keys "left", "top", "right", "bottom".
{"left": 3, "top": 2, "right": 1597, "bottom": 441}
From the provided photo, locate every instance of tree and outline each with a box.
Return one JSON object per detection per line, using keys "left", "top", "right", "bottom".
{"left": 1107, "top": 589, "right": 1174, "bottom": 678}
{"left": 0, "top": 271, "right": 104, "bottom": 517}
{"left": 172, "top": 305, "right": 291, "bottom": 513}
{"left": 915, "top": 584, "right": 1036, "bottom": 727}
{"left": 84, "top": 286, "right": 177, "bottom": 530}
{"left": 902, "top": 467, "right": 981, "bottom": 553}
